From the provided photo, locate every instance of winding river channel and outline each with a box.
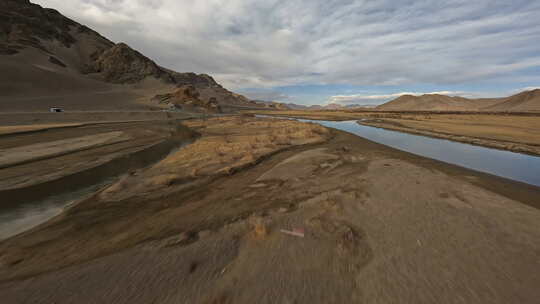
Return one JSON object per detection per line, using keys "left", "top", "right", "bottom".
{"left": 2, "top": 116, "right": 539, "bottom": 241}
{"left": 297, "top": 118, "right": 540, "bottom": 187}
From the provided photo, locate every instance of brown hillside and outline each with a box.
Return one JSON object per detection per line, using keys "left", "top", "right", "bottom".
{"left": 483, "top": 89, "right": 540, "bottom": 112}
{"left": 377, "top": 94, "right": 501, "bottom": 111}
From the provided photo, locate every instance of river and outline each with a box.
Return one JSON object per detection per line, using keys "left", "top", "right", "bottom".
{"left": 298, "top": 118, "right": 540, "bottom": 187}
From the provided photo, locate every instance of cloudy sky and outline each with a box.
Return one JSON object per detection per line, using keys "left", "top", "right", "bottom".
{"left": 34, "top": 0, "right": 540, "bottom": 105}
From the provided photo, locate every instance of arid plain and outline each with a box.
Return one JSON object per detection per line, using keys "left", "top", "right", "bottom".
{"left": 1, "top": 115, "right": 540, "bottom": 304}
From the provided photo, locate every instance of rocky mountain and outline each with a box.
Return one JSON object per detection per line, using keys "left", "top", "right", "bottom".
{"left": 89, "top": 43, "right": 174, "bottom": 84}
{"left": 0, "top": 0, "right": 257, "bottom": 112}
{"left": 254, "top": 100, "right": 291, "bottom": 110}
{"left": 1, "top": 0, "right": 113, "bottom": 70}
{"left": 1, "top": 0, "right": 107, "bottom": 54}
{"left": 152, "top": 85, "right": 221, "bottom": 113}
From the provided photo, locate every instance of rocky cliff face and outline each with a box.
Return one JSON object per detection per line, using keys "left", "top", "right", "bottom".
{"left": 169, "top": 71, "right": 220, "bottom": 88}
{"left": 153, "top": 85, "right": 222, "bottom": 113}
{"left": 90, "top": 43, "right": 175, "bottom": 84}
{"left": 88, "top": 42, "right": 257, "bottom": 107}
{"left": 0, "top": 0, "right": 113, "bottom": 55}
{"left": 254, "top": 100, "right": 291, "bottom": 110}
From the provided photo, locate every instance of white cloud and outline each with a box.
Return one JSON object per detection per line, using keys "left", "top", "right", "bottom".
{"left": 32, "top": 0, "right": 540, "bottom": 91}
{"left": 520, "top": 86, "right": 540, "bottom": 92}
{"left": 79, "top": 4, "right": 132, "bottom": 25}
{"left": 239, "top": 88, "right": 291, "bottom": 102}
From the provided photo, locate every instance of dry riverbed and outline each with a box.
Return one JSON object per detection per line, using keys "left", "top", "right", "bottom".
{"left": 1, "top": 116, "right": 539, "bottom": 304}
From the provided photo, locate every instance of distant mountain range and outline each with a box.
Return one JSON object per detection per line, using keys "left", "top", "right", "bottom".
{"left": 273, "top": 89, "right": 540, "bottom": 112}
{"left": 254, "top": 101, "right": 377, "bottom": 111}
{"left": 376, "top": 90, "right": 540, "bottom": 112}
{"left": 259, "top": 89, "right": 540, "bottom": 112}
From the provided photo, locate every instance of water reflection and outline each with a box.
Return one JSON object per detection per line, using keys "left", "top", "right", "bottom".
{"left": 0, "top": 179, "right": 112, "bottom": 240}
{"left": 301, "top": 119, "right": 540, "bottom": 187}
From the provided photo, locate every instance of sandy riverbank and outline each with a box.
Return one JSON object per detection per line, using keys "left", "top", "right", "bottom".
{"left": 1, "top": 116, "right": 539, "bottom": 303}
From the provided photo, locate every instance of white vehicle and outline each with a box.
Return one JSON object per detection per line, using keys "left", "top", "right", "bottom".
{"left": 49, "top": 107, "right": 64, "bottom": 113}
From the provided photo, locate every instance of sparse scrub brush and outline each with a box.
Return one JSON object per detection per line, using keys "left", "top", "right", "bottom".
{"left": 215, "top": 147, "right": 226, "bottom": 157}
{"left": 249, "top": 216, "right": 268, "bottom": 239}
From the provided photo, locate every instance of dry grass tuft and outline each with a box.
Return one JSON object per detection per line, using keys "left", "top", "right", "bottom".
{"left": 249, "top": 216, "right": 269, "bottom": 239}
